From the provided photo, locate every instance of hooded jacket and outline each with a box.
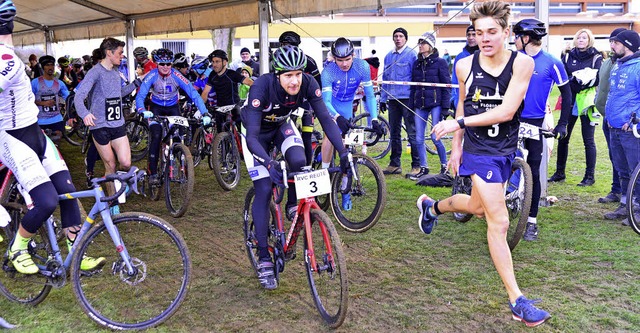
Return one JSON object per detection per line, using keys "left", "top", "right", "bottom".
{"left": 409, "top": 49, "right": 451, "bottom": 110}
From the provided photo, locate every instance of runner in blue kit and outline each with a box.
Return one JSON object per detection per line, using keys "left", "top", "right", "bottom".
{"left": 513, "top": 18, "right": 572, "bottom": 241}
{"left": 241, "top": 45, "right": 350, "bottom": 289}
{"left": 135, "top": 48, "right": 211, "bottom": 184}
{"left": 320, "top": 37, "right": 383, "bottom": 210}
{"left": 418, "top": 1, "right": 551, "bottom": 327}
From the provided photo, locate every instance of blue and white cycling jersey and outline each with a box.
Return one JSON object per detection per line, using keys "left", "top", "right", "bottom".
{"left": 521, "top": 50, "right": 569, "bottom": 119}
{"left": 136, "top": 68, "right": 207, "bottom": 115}
{"left": 321, "top": 58, "right": 377, "bottom": 119}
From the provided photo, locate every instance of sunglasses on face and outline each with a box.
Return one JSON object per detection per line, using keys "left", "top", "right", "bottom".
{"left": 158, "top": 63, "right": 172, "bottom": 67}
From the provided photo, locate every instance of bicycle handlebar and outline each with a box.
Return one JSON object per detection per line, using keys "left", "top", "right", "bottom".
{"left": 97, "top": 167, "right": 147, "bottom": 202}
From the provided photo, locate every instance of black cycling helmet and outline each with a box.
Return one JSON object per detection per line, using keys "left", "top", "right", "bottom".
{"left": 513, "top": 18, "right": 547, "bottom": 39}
{"left": 173, "top": 52, "right": 189, "bottom": 68}
{"left": 208, "top": 49, "right": 228, "bottom": 61}
{"left": 331, "top": 37, "right": 354, "bottom": 58}
{"left": 38, "top": 55, "right": 55, "bottom": 67}
{"left": 153, "top": 48, "right": 173, "bottom": 63}
{"left": 133, "top": 46, "right": 148, "bottom": 58}
{"left": 279, "top": 31, "right": 301, "bottom": 46}
{"left": 57, "top": 56, "right": 70, "bottom": 67}
{"left": 272, "top": 45, "right": 307, "bottom": 74}
{"left": 0, "top": 0, "right": 16, "bottom": 26}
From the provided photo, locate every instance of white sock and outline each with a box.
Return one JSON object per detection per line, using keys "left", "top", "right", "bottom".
{"left": 321, "top": 162, "right": 330, "bottom": 169}
{"left": 527, "top": 217, "right": 537, "bottom": 224}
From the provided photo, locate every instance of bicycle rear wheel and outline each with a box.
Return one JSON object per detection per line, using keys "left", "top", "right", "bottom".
{"left": 352, "top": 113, "right": 390, "bottom": 160}
{"left": 330, "top": 153, "right": 386, "bottom": 232}
{"left": 71, "top": 212, "right": 191, "bottom": 330}
{"left": 451, "top": 176, "right": 473, "bottom": 223}
{"left": 626, "top": 163, "right": 640, "bottom": 235}
{"left": 304, "top": 209, "right": 348, "bottom": 328}
{"left": 165, "top": 143, "right": 195, "bottom": 218}
{"left": 0, "top": 202, "right": 52, "bottom": 305}
{"left": 211, "top": 132, "right": 241, "bottom": 191}
{"left": 505, "top": 158, "right": 533, "bottom": 250}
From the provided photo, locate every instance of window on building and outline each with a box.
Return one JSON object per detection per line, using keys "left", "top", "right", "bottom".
{"left": 162, "top": 41, "right": 186, "bottom": 55}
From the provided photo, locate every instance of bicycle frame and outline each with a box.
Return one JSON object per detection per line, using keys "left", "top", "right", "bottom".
{"left": 273, "top": 187, "right": 334, "bottom": 274}
{"left": 216, "top": 105, "right": 243, "bottom": 157}
{"left": 40, "top": 185, "right": 136, "bottom": 278}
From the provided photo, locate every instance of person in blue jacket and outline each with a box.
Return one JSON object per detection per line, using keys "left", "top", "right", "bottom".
{"left": 135, "top": 48, "right": 211, "bottom": 184}
{"left": 408, "top": 32, "right": 451, "bottom": 180}
{"left": 603, "top": 30, "right": 640, "bottom": 225}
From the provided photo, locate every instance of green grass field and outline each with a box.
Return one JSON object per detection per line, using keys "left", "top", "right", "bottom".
{"left": 0, "top": 97, "right": 639, "bottom": 332}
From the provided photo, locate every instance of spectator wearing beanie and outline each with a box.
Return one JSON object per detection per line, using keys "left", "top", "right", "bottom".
{"left": 604, "top": 29, "right": 640, "bottom": 225}
{"left": 381, "top": 27, "right": 419, "bottom": 177}
{"left": 239, "top": 47, "right": 260, "bottom": 77}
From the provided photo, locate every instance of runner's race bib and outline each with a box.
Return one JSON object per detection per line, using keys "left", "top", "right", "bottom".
{"left": 105, "top": 97, "right": 122, "bottom": 122}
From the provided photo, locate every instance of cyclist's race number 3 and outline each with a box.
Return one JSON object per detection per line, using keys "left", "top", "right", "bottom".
{"left": 294, "top": 169, "right": 331, "bottom": 200}
{"left": 105, "top": 97, "right": 122, "bottom": 122}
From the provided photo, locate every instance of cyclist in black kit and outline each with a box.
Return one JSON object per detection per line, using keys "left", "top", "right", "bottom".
{"left": 241, "top": 45, "right": 350, "bottom": 290}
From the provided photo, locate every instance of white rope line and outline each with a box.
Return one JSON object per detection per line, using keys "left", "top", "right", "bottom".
{"left": 376, "top": 80, "right": 459, "bottom": 88}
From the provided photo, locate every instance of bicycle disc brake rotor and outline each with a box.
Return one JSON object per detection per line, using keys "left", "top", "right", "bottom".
{"left": 114, "top": 258, "right": 146, "bottom": 286}
{"left": 45, "top": 260, "right": 66, "bottom": 288}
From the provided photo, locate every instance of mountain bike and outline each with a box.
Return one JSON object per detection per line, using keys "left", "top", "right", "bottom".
{"left": 450, "top": 124, "right": 554, "bottom": 250}
{"left": 211, "top": 105, "right": 242, "bottom": 191}
{"left": 242, "top": 164, "right": 348, "bottom": 328}
{"left": 148, "top": 115, "right": 195, "bottom": 218}
{"left": 0, "top": 167, "right": 192, "bottom": 330}
{"left": 312, "top": 121, "right": 387, "bottom": 233}
{"left": 624, "top": 113, "right": 640, "bottom": 235}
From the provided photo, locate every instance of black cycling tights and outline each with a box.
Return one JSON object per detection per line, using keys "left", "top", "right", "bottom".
{"left": 22, "top": 171, "right": 81, "bottom": 234}
{"left": 301, "top": 110, "right": 315, "bottom": 165}
{"left": 253, "top": 145, "right": 306, "bottom": 261}
{"left": 148, "top": 104, "right": 181, "bottom": 175}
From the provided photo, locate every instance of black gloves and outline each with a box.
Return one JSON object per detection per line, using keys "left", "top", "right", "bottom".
{"left": 267, "top": 160, "right": 284, "bottom": 187}
{"left": 379, "top": 102, "right": 387, "bottom": 113}
{"left": 335, "top": 115, "right": 350, "bottom": 134}
{"left": 553, "top": 124, "right": 568, "bottom": 140}
{"left": 371, "top": 119, "right": 384, "bottom": 136}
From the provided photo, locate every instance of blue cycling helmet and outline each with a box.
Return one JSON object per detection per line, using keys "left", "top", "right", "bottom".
{"left": 191, "top": 56, "right": 209, "bottom": 75}
{"left": 0, "top": 0, "right": 16, "bottom": 26}
{"left": 153, "top": 48, "right": 173, "bottom": 63}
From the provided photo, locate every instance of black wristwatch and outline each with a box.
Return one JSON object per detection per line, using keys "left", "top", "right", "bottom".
{"left": 456, "top": 117, "right": 465, "bottom": 129}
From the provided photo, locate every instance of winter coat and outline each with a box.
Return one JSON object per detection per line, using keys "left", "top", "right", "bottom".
{"left": 409, "top": 50, "right": 451, "bottom": 110}
{"left": 562, "top": 47, "right": 602, "bottom": 100}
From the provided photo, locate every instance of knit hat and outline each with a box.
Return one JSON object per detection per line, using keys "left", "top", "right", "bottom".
{"left": 609, "top": 27, "right": 626, "bottom": 40}
{"left": 241, "top": 65, "right": 253, "bottom": 77}
{"left": 393, "top": 27, "right": 408, "bottom": 40}
{"left": 466, "top": 25, "right": 475, "bottom": 33}
{"left": 611, "top": 30, "right": 640, "bottom": 52}
{"left": 418, "top": 32, "right": 436, "bottom": 48}
{"left": 240, "top": 47, "right": 251, "bottom": 54}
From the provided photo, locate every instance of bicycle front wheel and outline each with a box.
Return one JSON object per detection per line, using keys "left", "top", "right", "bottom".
{"left": 304, "top": 209, "right": 348, "bottom": 328}
{"left": 330, "top": 153, "right": 387, "bottom": 232}
{"left": 505, "top": 159, "right": 533, "bottom": 250}
{"left": 70, "top": 212, "right": 192, "bottom": 330}
{"left": 211, "top": 132, "right": 241, "bottom": 191}
{"left": 125, "top": 117, "right": 149, "bottom": 163}
{"left": 190, "top": 127, "right": 205, "bottom": 168}
{"left": 311, "top": 143, "right": 330, "bottom": 211}
{"left": 626, "top": 162, "right": 640, "bottom": 235}
{"left": 165, "top": 143, "right": 195, "bottom": 218}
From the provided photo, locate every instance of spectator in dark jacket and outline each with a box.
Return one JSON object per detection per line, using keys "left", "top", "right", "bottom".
{"left": 408, "top": 32, "right": 451, "bottom": 180}
{"left": 548, "top": 28, "right": 602, "bottom": 186}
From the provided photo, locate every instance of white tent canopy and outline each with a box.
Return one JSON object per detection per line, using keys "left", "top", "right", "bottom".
{"left": 13, "top": 0, "right": 433, "bottom": 46}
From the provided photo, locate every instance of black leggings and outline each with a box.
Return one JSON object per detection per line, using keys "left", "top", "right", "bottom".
{"left": 554, "top": 114, "right": 596, "bottom": 177}
{"left": 148, "top": 104, "right": 180, "bottom": 175}
{"left": 301, "top": 109, "right": 315, "bottom": 165}
{"left": 522, "top": 118, "right": 544, "bottom": 218}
